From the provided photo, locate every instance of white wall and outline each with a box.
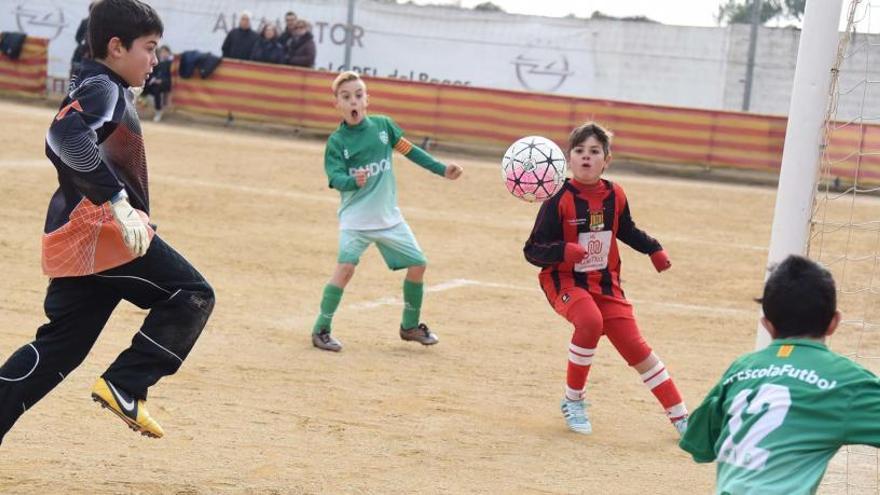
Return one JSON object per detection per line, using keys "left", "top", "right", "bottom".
{"left": 1, "top": 0, "right": 876, "bottom": 119}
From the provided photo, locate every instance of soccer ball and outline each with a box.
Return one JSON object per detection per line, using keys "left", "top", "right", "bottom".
{"left": 501, "top": 136, "right": 567, "bottom": 202}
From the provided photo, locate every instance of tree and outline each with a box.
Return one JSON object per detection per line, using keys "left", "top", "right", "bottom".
{"left": 716, "top": 0, "right": 805, "bottom": 25}
{"left": 784, "top": 0, "right": 806, "bottom": 20}
{"left": 473, "top": 2, "right": 504, "bottom": 12}
{"left": 590, "top": 10, "right": 659, "bottom": 23}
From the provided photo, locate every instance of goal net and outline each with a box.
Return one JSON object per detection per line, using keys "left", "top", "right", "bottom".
{"left": 810, "top": 1, "right": 880, "bottom": 492}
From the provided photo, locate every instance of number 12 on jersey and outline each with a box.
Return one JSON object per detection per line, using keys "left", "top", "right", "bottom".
{"left": 718, "top": 384, "right": 792, "bottom": 470}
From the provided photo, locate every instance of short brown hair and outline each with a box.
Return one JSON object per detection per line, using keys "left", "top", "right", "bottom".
{"left": 569, "top": 121, "right": 612, "bottom": 157}
{"left": 331, "top": 70, "right": 363, "bottom": 94}
{"left": 88, "top": 0, "right": 163, "bottom": 60}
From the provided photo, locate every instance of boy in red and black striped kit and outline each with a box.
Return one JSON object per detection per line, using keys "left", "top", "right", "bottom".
{"left": 523, "top": 122, "right": 687, "bottom": 436}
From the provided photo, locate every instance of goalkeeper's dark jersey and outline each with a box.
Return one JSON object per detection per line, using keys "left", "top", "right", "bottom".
{"left": 523, "top": 178, "right": 662, "bottom": 301}
{"left": 42, "top": 59, "right": 153, "bottom": 278}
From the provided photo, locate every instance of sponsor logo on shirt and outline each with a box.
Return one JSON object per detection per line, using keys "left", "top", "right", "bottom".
{"left": 723, "top": 364, "right": 837, "bottom": 390}
{"left": 567, "top": 218, "right": 586, "bottom": 226}
{"left": 349, "top": 155, "right": 392, "bottom": 179}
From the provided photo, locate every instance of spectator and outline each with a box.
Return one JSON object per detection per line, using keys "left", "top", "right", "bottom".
{"left": 69, "top": 2, "right": 97, "bottom": 82}
{"left": 221, "top": 11, "right": 259, "bottom": 60}
{"left": 250, "top": 24, "right": 285, "bottom": 64}
{"left": 278, "top": 11, "right": 298, "bottom": 47}
{"left": 286, "top": 19, "right": 316, "bottom": 68}
{"left": 143, "top": 45, "right": 173, "bottom": 122}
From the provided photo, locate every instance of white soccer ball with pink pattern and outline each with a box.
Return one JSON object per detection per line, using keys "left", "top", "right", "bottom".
{"left": 501, "top": 136, "right": 568, "bottom": 203}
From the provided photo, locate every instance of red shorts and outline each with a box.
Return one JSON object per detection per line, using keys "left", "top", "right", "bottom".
{"left": 549, "top": 287, "right": 652, "bottom": 365}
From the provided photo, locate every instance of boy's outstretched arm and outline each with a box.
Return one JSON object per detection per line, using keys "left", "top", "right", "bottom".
{"left": 393, "top": 137, "right": 462, "bottom": 179}
{"left": 844, "top": 374, "right": 880, "bottom": 447}
{"left": 616, "top": 198, "right": 670, "bottom": 272}
{"left": 680, "top": 380, "right": 726, "bottom": 463}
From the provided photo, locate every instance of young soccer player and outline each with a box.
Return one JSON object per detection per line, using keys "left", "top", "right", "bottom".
{"left": 311, "top": 70, "right": 463, "bottom": 352}
{"left": 680, "top": 255, "right": 880, "bottom": 494}
{"left": 523, "top": 122, "right": 687, "bottom": 435}
{"left": 0, "top": 0, "right": 214, "bottom": 443}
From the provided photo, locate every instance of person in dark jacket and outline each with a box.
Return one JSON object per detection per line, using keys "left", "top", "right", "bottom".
{"left": 143, "top": 45, "right": 173, "bottom": 121}
{"left": 277, "top": 11, "right": 298, "bottom": 47}
{"left": 69, "top": 2, "right": 97, "bottom": 81}
{"left": 221, "top": 11, "right": 259, "bottom": 60}
{"left": 250, "top": 24, "right": 284, "bottom": 64}
{"left": 286, "top": 19, "right": 316, "bottom": 68}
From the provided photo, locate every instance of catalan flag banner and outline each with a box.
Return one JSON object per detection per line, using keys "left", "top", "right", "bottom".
{"left": 172, "top": 58, "right": 880, "bottom": 183}
{"left": 823, "top": 123, "right": 880, "bottom": 184}
{"left": 0, "top": 36, "right": 47, "bottom": 97}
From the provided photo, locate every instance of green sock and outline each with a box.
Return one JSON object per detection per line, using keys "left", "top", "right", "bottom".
{"left": 401, "top": 279, "right": 424, "bottom": 330}
{"left": 313, "top": 284, "right": 344, "bottom": 334}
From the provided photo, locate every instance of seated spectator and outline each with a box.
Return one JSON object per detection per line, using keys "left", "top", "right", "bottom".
{"left": 278, "top": 11, "right": 298, "bottom": 47}
{"left": 286, "top": 20, "right": 316, "bottom": 68}
{"left": 143, "top": 45, "right": 173, "bottom": 122}
{"left": 250, "top": 24, "right": 285, "bottom": 64}
{"left": 221, "top": 11, "right": 259, "bottom": 60}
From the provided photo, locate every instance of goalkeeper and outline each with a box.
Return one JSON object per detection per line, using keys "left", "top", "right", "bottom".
{"left": 680, "top": 255, "right": 880, "bottom": 494}
{"left": 0, "top": 0, "right": 214, "bottom": 444}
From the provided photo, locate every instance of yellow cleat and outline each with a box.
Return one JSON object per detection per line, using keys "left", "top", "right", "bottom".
{"left": 91, "top": 378, "right": 164, "bottom": 438}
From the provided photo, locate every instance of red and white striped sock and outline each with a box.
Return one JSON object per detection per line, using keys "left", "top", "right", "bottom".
{"left": 565, "top": 343, "right": 595, "bottom": 401}
{"left": 639, "top": 361, "right": 687, "bottom": 421}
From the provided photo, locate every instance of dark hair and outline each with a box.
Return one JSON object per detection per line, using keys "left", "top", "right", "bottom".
{"left": 285, "top": 11, "right": 297, "bottom": 18}
{"left": 759, "top": 255, "right": 837, "bottom": 338}
{"left": 569, "top": 121, "right": 612, "bottom": 157}
{"left": 261, "top": 24, "right": 278, "bottom": 38}
{"left": 88, "top": 0, "right": 163, "bottom": 60}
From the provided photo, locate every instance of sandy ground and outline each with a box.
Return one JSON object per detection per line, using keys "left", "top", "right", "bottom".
{"left": 0, "top": 98, "right": 869, "bottom": 494}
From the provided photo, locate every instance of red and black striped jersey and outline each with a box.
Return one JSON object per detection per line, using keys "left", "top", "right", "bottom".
{"left": 523, "top": 178, "right": 662, "bottom": 301}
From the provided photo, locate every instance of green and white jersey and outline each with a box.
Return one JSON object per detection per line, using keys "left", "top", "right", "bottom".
{"left": 323, "top": 114, "right": 444, "bottom": 230}
{"left": 680, "top": 339, "right": 880, "bottom": 495}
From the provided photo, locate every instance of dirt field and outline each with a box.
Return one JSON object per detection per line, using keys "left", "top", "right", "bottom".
{"left": 0, "top": 98, "right": 856, "bottom": 494}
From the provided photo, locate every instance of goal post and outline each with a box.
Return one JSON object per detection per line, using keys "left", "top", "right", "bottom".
{"left": 756, "top": 0, "right": 845, "bottom": 349}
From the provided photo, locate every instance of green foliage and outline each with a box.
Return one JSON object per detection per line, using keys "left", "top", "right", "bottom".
{"left": 590, "top": 10, "right": 659, "bottom": 23}
{"left": 716, "top": 0, "right": 805, "bottom": 25}
{"left": 473, "top": 2, "right": 504, "bottom": 12}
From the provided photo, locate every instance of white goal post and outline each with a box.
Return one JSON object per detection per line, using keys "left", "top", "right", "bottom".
{"left": 756, "top": 0, "right": 845, "bottom": 349}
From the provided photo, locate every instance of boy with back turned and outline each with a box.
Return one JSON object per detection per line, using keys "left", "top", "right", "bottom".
{"left": 681, "top": 255, "right": 880, "bottom": 494}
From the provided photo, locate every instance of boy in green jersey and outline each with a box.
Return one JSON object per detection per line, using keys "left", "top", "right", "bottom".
{"left": 310, "top": 71, "right": 464, "bottom": 352}
{"left": 680, "top": 255, "right": 880, "bottom": 494}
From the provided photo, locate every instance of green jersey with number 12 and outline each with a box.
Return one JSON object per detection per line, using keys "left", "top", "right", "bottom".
{"left": 680, "top": 338, "right": 880, "bottom": 495}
